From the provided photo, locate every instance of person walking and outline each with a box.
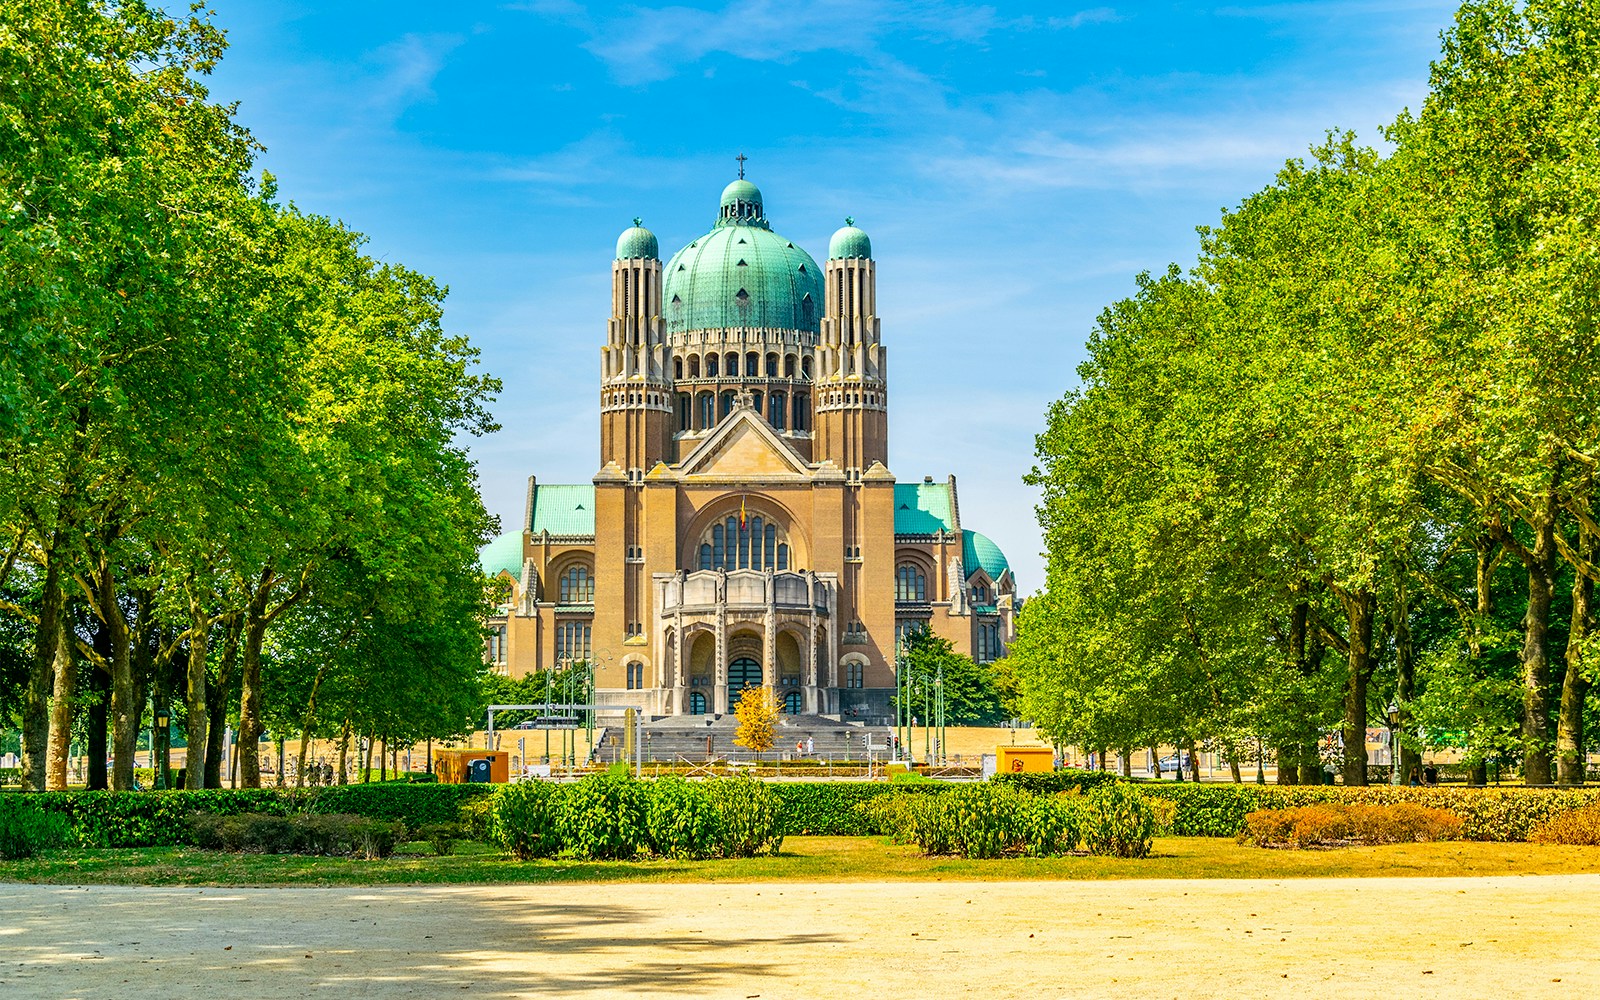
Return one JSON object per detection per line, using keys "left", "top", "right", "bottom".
{"left": 1408, "top": 765, "right": 1422, "bottom": 787}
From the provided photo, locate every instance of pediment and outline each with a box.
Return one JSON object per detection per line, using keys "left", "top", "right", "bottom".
{"left": 677, "top": 408, "right": 811, "bottom": 478}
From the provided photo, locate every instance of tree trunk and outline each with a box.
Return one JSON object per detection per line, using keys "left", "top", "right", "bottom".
{"left": 236, "top": 598, "right": 270, "bottom": 788}
{"left": 183, "top": 614, "right": 210, "bottom": 788}
{"left": 1557, "top": 527, "right": 1593, "bottom": 785}
{"left": 46, "top": 618, "right": 75, "bottom": 790}
{"left": 86, "top": 646, "right": 109, "bottom": 790}
{"left": 1229, "top": 755, "right": 1242, "bottom": 783}
{"left": 1520, "top": 491, "right": 1560, "bottom": 785}
{"left": 1341, "top": 589, "right": 1376, "bottom": 786}
{"left": 1275, "top": 747, "right": 1299, "bottom": 785}
{"left": 1186, "top": 739, "right": 1201, "bottom": 782}
{"left": 96, "top": 562, "right": 137, "bottom": 792}
{"left": 1394, "top": 569, "right": 1421, "bottom": 785}
{"left": 1119, "top": 746, "right": 1131, "bottom": 778}
{"left": 336, "top": 722, "right": 352, "bottom": 785}
{"left": 21, "top": 560, "right": 62, "bottom": 792}
{"left": 204, "top": 620, "right": 239, "bottom": 787}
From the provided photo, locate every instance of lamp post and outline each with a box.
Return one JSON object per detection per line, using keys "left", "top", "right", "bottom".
{"left": 1386, "top": 701, "right": 1401, "bottom": 785}
{"left": 153, "top": 706, "right": 170, "bottom": 789}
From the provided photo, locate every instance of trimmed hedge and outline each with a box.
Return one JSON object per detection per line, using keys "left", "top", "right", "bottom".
{"left": 991, "top": 771, "right": 1124, "bottom": 794}
{"left": 771, "top": 781, "right": 951, "bottom": 835}
{"left": 23, "top": 784, "right": 496, "bottom": 848}
{"left": 1137, "top": 783, "right": 1600, "bottom": 842}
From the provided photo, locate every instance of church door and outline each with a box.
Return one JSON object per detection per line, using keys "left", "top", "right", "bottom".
{"left": 783, "top": 690, "right": 802, "bottom": 714}
{"left": 728, "top": 658, "right": 762, "bottom": 704}
{"left": 689, "top": 691, "right": 707, "bottom": 715}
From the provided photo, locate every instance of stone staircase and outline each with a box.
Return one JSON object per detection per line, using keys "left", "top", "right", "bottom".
{"left": 590, "top": 714, "right": 892, "bottom": 765}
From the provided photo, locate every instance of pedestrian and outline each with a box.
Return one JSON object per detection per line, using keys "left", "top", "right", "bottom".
{"left": 805, "top": 736, "right": 814, "bottom": 756}
{"left": 1408, "top": 765, "right": 1422, "bottom": 787}
{"left": 1423, "top": 763, "right": 1438, "bottom": 786}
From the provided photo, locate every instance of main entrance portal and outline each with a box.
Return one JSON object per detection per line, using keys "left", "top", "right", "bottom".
{"left": 728, "top": 658, "right": 762, "bottom": 703}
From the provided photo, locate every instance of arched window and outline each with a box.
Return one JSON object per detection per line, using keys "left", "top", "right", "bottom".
{"left": 976, "top": 621, "right": 1001, "bottom": 663}
{"left": 895, "top": 564, "right": 926, "bottom": 602}
{"left": 972, "top": 583, "right": 990, "bottom": 605}
{"left": 783, "top": 690, "right": 802, "bottom": 714}
{"left": 675, "top": 357, "right": 686, "bottom": 380}
{"left": 765, "top": 352, "right": 779, "bottom": 377}
{"left": 705, "top": 353, "right": 717, "bottom": 377}
{"left": 729, "top": 657, "right": 762, "bottom": 702}
{"left": 697, "top": 392, "right": 715, "bottom": 429}
{"left": 676, "top": 393, "right": 691, "bottom": 432}
{"left": 720, "top": 389, "right": 736, "bottom": 418}
{"left": 625, "top": 661, "right": 644, "bottom": 689}
{"left": 725, "top": 352, "right": 738, "bottom": 375}
{"left": 768, "top": 391, "right": 786, "bottom": 430}
{"left": 559, "top": 566, "right": 594, "bottom": 603}
{"left": 801, "top": 356, "right": 813, "bottom": 380}
{"left": 793, "top": 393, "right": 809, "bottom": 432}
{"left": 689, "top": 691, "right": 707, "bottom": 715}
{"left": 751, "top": 390, "right": 762, "bottom": 417}
{"left": 694, "top": 510, "right": 792, "bottom": 571}
{"left": 784, "top": 354, "right": 797, "bottom": 377}
{"left": 745, "top": 352, "right": 759, "bottom": 376}
{"left": 845, "top": 661, "right": 864, "bottom": 688}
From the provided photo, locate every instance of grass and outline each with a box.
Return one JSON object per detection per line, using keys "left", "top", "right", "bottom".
{"left": 4, "top": 836, "right": 1600, "bottom": 887}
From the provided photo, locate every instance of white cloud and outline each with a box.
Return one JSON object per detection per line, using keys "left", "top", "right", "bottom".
{"left": 364, "top": 32, "right": 464, "bottom": 119}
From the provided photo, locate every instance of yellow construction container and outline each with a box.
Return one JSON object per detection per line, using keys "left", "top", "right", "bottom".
{"left": 997, "top": 746, "right": 1055, "bottom": 774}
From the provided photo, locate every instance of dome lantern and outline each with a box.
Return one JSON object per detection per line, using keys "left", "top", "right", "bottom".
{"left": 615, "top": 217, "right": 659, "bottom": 260}
{"left": 828, "top": 217, "right": 872, "bottom": 260}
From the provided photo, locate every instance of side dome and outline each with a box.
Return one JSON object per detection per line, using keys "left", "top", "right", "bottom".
{"left": 962, "top": 529, "right": 1010, "bottom": 584}
{"left": 616, "top": 219, "right": 659, "bottom": 260}
{"left": 479, "top": 531, "right": 524, "bottom": 583}
{"left": 828, "top": 218, "right": 872, "bottom": 260}
{"left": 663, "top": 180, "right": 823, "bottom": 334}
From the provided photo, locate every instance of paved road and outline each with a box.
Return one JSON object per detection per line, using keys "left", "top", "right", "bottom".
{"left": 4, "top": 876, "right": 1595, "bottom": 998}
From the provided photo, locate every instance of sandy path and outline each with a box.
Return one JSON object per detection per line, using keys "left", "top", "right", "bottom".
{"left": 3, "top": 876, "right": 1591, "bottom": 999}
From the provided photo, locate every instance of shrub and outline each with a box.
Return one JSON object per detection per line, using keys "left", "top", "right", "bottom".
{"left": 0, "top": 797, "right": 70, "bottom": 859}
{"left": 488, "top": 781, "right": 566, "bottom": 860}
{"left": 907, "top": 792, "right": 960, "bottom": 856}
{"left": 1239, "top": 802, "right": 1463, "bottom": 849}
{"left": 910, "top": 784, "right": 1029, "bottom": 859}
{"left": 563, "top": 773, "right": 649, "bottom": 860}
{"left": 991, "top": 771, "right": 1123, "bottom": 794}
{"left": 852, "top": 792, "right": 923, "bottom": 843}
{"left": 309, "top": 783, "right": 493, "bottom": 828}
{"left": 459, "top": 795, "right": 496, "bottom": 842}
{"left": 1019, "top": 793, "right": 1081, "bottom": 857}
{"left": 705, "top": 776, "right": 784, "bottom": 857}
{"left": 1529, "top": 802, "right": 1600, "bottom": 845}
{"left": 183, "top": 811, "right": 404, "bottom": 857}
{"left": 772, "top": 781, "right": 948, "bottom": 835}
{"left": 645, "top": 777, "right": 720, "bottom": 859}
{"left": 417, "top": 823, "right": 461, "bottom": 856}
{"left": 1082, "top": 782, "right": 1156, "bottom": 858}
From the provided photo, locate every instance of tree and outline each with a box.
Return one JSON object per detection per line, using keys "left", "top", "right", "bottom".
{"left": 733, "top": 687, "right": 780, "bottom": 760}
{"left": 896, "top": 628, "right": 1006, "bottom": 726}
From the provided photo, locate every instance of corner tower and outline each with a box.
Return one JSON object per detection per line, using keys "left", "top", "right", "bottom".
{"left": 815, "top": 220, "right": 888, "bottom": 471}
{"left": 601, "top": 220, "right": 672, "bottom": 472}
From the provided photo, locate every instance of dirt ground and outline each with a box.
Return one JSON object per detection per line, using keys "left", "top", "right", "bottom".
{"left": 5, "top": 875, "right": 1595, "bottom": 999}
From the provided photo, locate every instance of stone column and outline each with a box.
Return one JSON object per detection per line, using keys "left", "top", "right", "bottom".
{"left": 672, "top": 615, "right": 686, "bottom": 716}
{"left": 714, "top": 573, "right": 728, "bottom": 714}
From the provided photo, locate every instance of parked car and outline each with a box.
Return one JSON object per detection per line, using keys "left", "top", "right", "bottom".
{"left": 1156, "top": 753, "right": 1192, "bottom": 774}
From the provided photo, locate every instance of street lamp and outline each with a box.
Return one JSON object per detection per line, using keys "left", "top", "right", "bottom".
{"left": 153, "top": 706, "right": 170, "bottom": 790}
{"left": 1386, "top": 701, "right": 1401, "bottom": 785}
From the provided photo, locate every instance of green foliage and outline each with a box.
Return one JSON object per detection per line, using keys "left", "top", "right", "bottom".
{"left": 645, "top": 776, "right": 721, "bottom": 859}
{"left": 1081, "top": 783, "right": 1156, "bottom": 858}
{"left": 770, "top": 781, "right": 949, "bottom": 835}
{"left": 307, "top": 783, "right": 493, "bottom": 829}
{"left": 416, "top": 823, "right": 461, "bottom": 856}
{"left": 704, "top": 776, "right": 784, "bottom": 857}
{"left": 0, "top": 797, "right": 70, "bottom": 859}
{"left": 895, "top": 628, "right": 1008, "bottom": 725}
{"left": 487, "top": 781, "right": 565, "bottom": 860}
{"left": 1018, "top": 793, "right": 1081, "bottom": 857}
{"left": 562, "top": 773, "right": 649, "bottom": 860}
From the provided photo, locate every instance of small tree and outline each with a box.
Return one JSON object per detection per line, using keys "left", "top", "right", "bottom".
{"left": 733, "top": 686, "right": 779, "bottom": 761}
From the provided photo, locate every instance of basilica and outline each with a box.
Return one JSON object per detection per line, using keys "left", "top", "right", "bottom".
{"left": 480, "top": 174, "right": 1015, "bottom": 724}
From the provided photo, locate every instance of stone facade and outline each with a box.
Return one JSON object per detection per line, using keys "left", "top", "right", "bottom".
{"left": 480, "top": 177, "right": 1015, "bottom": 723}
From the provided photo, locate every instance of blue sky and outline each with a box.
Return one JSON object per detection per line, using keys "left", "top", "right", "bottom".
{"left": 197, "top": 0, "right": 1459, "bottom": 591}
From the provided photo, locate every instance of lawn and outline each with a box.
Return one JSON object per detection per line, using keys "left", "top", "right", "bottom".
{"left": 4, "top": 835, "right": 1599, "bottom": 887}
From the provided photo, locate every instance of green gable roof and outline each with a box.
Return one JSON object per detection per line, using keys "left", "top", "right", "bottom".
{"left": 894, "top": 482, "right": 955, "bottom": 534}
{"left": 963, "top": 529, "right": 1011, "bottom": 583}
{"left": 529, "top": 484, "right": 595, "bottom": 535}
{"left": 479, "top": 531, "right": 524, "bottom": 582}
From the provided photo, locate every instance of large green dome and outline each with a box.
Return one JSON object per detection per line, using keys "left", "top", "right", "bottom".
{"left": 663, "top": 180, "right": 822, "bottom": 334}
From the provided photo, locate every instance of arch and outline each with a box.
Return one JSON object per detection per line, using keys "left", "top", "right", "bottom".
{"left": 680, "top": 494, "right": 810, "bottom": 571}
{"left": 793, "top": 392, "right": 809, "bottom": 432}
{"left": 768, "top": 390, "right": 786, "bottom": 430}
{"left": 689, "top": 690, "right": 707, "bottom": 715}
{"left": 783, "top": 691, "right": 802, "bottom": 714}
{"left": 725, "top": 351, "right": 738, "bottom": 375}
{"left": 704, "top": 353, "right": 717, "bottom": 377}
{"left": 676, "top": 356, "right": 687, "bottom": 380}
{"left": 765, "top": 352, "right": 779, "bottom": 377}
{"left": 558, "top": 564, "right": 595, "bottom": 603}
{"left": 676, "top": 392, "right": 691, "bottom": 432}
{"left": 728, "top": 657, "right": 762, "bottom": 703}
{"left": 624, "top": 658, "right": 645, "bottom": 690}
{"left": 801, "top": 356, "right": 813, "bottom": 380}
{"left": 840, "top": 653, "right": 868, "bottom": 690}
{"left": 784, "top": 353, "right": 797, "bottom": 378}
{"left": 745, "top": 352, "right": 759, "bottom": 376}
{"left": 720, "top": 389, "right": 736, "bottom": 418}
{"left": 696, "top": 391, "right": 714, "bottom": 429}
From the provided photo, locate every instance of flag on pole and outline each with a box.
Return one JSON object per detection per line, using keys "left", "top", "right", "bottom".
{"left": 739, "top": 495, "right": 748, "bottom": 529}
